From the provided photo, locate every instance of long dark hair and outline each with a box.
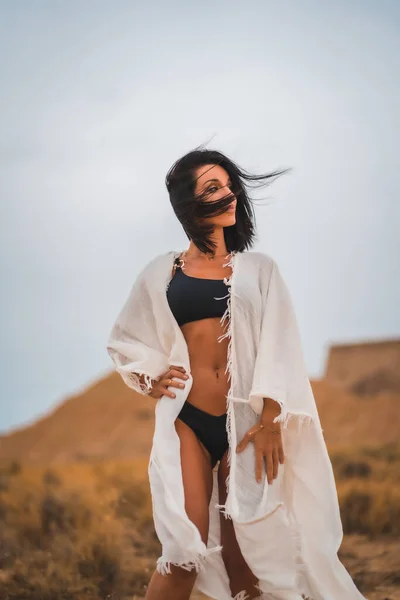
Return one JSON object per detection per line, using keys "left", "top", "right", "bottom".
{"left": 165, "top": 145, "right": 291, "bottom": 254}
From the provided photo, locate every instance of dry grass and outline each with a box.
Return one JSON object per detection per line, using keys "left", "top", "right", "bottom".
{"left": 0, "top": 458, "right": 157, "bottom": 600}
{"left": 0, "top": 445, "right": 399, "bottom": 599}
{"left": 331, "top": 442, "right": 400, "bottom": 537}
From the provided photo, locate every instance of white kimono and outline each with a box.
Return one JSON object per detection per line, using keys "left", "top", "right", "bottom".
{"left": 107, "top": 249, "right": 367, "bottom": 600}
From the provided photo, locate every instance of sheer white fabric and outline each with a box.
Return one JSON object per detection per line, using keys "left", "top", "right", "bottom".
{"left": 107, "top": 250, "right": 367, "bottom": 600}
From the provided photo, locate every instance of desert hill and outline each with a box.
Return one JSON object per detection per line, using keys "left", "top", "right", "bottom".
{"left": 0, "top": 372, "right": 157, "bottom": 465}
{"left": 325, "top": 338, "right": 400, "bottom": 394}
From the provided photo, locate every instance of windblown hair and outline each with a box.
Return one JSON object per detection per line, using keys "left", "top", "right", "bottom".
{"left": 165, "top": 145, "right": 291, "bottom": 254}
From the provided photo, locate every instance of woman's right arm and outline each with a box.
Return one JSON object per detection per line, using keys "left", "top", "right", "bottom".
{"left": 107, "top": 269, "right": 171, "bottom": 395}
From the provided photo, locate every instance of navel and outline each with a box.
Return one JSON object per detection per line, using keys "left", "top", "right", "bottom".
{"left": 214, "top": 365, "right": 223, "bottom": 381}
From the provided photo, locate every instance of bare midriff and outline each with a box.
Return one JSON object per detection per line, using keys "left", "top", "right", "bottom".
{"left": 181, "top": 317, "right": 230, "bottom": 416}
{"left": 168, "top": 253, "right": 233, "bottom": 416}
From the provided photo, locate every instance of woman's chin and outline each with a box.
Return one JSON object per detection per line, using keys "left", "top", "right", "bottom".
{"left": 217, "top": 215, "right": 236, "bottom": 227}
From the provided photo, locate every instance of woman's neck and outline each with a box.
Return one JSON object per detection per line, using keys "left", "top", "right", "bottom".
{"left": 186, "top": 230, "right": 228, "bottom": 259}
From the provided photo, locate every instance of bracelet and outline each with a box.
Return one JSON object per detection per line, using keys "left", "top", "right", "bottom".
{"left": 259, "top": 423, "right": 280, "bottom": 435}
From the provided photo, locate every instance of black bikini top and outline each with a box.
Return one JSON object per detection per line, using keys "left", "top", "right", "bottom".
{"left": 166, "top": 256, "right": 229, "bottom": 327}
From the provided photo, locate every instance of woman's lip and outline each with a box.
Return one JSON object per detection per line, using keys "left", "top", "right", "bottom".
{"left": 227, "top": 204, "right": 236, "bottom": 212}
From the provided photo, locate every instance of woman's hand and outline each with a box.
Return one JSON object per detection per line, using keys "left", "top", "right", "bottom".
{"left": 148, "top": 365, "right": 189, "bottom": 399}
{"left": 236, "top": 416, "right": 284, "bottom": 485}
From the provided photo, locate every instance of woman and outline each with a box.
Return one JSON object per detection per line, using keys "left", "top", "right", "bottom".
{"left": 107, "top": 148, "right": 367, "bottom": 600}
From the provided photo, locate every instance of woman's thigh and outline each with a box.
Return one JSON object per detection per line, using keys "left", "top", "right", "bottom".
{"left": 144, "top": 420, "right": 215, "bottom": 599}
{"left": 174, "top": 416, "right": 214, "bottom": 544}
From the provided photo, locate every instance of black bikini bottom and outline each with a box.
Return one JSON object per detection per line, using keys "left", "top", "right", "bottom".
{"left": 176, "top": 400, "right": 228, "bottom": 467}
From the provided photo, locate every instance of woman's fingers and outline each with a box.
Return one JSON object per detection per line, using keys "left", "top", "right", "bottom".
{"left": 236, "top": 423, "right": 263, "bottom": 453}
{"left": 162, "top": 385, "right": 176, "bottom": 398}
{"left": 265, "top": 449, "right": 274, "bottom": 484}
{"left": 255, "top": 448, "right": 264, "bottom": 483}
{"left": 169, "top": 368, "right": 189, "bottom": 383}
{"left": 159, "top": 367, "right": 189, "bottom": 398}
{"left": 258, "top": 447, "right": 279, "bottom": 484}
{"left": 264, "top": 446, "right": 282, "bottom": 484}
{"left": 272, "top": 448, "right": 279, "bottom": 480}
{"left": 169, "top": 365, "right": 188, "bottom": 378}
{"left": 236, "top": 437, "right": 247, "bottom": 453}
{"left": 161, "top": 379, "right": 178, "bottom": 398}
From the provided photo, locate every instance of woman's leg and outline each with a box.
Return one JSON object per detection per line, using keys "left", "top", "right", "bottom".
{"left": 144, "top": 417, "right": 214, "bottom": 600}
{"left": 218, "top": 450, "right": 261, "bottom": 600}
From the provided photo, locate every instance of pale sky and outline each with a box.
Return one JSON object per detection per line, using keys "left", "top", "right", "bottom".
{"left": 1, "top": 0, "right": 399, "bottom": 433}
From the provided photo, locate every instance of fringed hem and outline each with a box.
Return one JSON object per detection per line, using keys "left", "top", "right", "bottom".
{"left": 156, "top": 544, "right": 223, "bottom": 576}
{"left": 253, "top": 581, "right": 315, "bottom": 599}
{"left": 233, "top": 589, "right": 310, "bottom": 600}
{"left": 214, "top": 500, "right": 233, "bottom": 519}
{"left": 233, "top": 592, "right": 251, "bottom": 600}
{"left": 273, "top": 407, "right": 316, "bottom": 433}
{"left": 116, "top": 368, "right": 154, "bottom": 395}
{"left": 249, "top": 392, "right": 317, "bottom": 434}
{"left": 216, "top": 251, "right": 237, "bottom": 515}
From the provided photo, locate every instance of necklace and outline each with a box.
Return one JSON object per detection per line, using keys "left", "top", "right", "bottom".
{"left": 182, "top": 249, "right": 231, "bottom": 262}
{"left": 174, "top": 249, "right": 233, "bottom": 271}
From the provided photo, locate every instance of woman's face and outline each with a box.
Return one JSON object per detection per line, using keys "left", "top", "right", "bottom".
{"left": 193, "top": 163, "right": 237, "bottom": 227}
